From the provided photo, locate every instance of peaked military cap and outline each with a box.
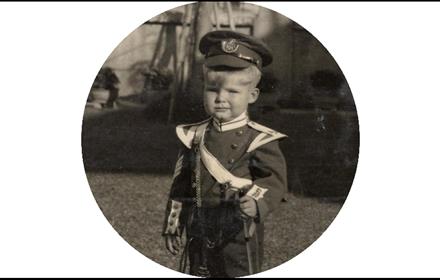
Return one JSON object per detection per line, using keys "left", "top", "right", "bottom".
{"left": 199, "top": 30, "right": 273, "bottom": 71}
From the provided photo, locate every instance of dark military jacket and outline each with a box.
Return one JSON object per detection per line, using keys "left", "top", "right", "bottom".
{"left": 163, "top": 118, "right": 287, "bottom": 277}
{"left": 163, "top": 116, "right": 288, "bottom": 236}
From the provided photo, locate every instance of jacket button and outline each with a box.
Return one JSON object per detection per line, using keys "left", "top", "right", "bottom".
{"left": 236, "top": 130, "right": 243, "bottom": 136}
{"left": 228, "top": 158, "right": 235, "bottom": 164}
{"left": 231, "top": 143, "right": 238, "bottom": 149}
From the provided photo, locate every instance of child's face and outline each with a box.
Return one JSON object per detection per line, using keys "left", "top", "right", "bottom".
{"left": 203, "top": 68, "right": 259, "bottom": 122}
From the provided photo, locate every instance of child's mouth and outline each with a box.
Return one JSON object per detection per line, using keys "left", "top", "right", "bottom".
{"left": 215, "top": 108, "right": 230, "bottom": 112}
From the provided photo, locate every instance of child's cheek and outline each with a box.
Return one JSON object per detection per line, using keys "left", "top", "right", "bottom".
{"left": 203, "top": 94, "right": 215, "bottom": 113}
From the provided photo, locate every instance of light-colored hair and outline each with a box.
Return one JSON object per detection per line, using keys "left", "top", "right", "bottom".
{"left": 202, "top": 64, "right": 262, "bottom": 88}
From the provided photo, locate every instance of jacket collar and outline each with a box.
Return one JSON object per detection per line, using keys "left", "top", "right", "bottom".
{"left": 212, "top": 112, "right": 249, "bottom": 132}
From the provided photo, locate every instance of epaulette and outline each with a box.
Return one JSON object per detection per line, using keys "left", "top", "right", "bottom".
{"left": 176, "top": 118, "right": 211, "bottom": 149}
{"left": 247, "top": 121, "right": 288, "bottom": 152}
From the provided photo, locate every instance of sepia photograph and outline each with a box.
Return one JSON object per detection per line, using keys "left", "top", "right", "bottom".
{"left": 81, "top": 2, "right": 359, "bottom": 277}
{"left": 3, "top": 1, "right": 440, "bottom": 278}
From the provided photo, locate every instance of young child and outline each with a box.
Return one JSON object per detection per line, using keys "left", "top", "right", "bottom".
{"left": 162, "top": 30, "right": 288, "bottom": 277}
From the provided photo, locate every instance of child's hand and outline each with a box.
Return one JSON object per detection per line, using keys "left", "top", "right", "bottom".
{"left": 165, "top": 235, "right": 182, "bottom": 255}
{"left": 239, "top": 195, "right": 258, "bottom": 218}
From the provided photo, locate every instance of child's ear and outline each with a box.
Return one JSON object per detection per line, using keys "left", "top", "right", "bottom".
{"left": 248, "top": 88, "right": 260, "bottom": 104}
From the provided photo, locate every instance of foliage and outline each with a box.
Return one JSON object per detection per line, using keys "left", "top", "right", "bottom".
{"left": 310, "top": 70, "right": 344, "bottom": 92}
{"left": 129, "top": 61, "right": 174, "bottom": 92}
{"left": 145, "top": 67, "right": 174, "bottom": 91}
{"left": 92, "top": 67, "right": 120, "bottom": 90}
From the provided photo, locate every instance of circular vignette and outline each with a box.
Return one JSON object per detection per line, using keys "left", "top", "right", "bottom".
{"left": 81, "top": 2, "right": 359, "bottom": 277}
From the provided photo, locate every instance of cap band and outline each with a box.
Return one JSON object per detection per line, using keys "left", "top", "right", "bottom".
{"left": 206, "top": 39, "right": 262, "bottom": 70}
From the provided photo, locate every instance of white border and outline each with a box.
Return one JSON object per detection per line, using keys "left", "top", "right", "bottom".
{"left": 1, "top": 2, "right": 440, "bottom": 277}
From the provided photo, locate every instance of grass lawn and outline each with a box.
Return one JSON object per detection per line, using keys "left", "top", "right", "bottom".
{"left": 86, "top": 171, "right": 343, "bottom": 273}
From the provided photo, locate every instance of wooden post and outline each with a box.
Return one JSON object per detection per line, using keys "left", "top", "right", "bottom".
{"left": 226, "top": 2, "right": 236, "bottom": 31}
{"left": 167, "top": 25, "right": 179, "bottom": 124}
{"left": 179, "top": 5, "right": 192, "bottom": 93}
{"left": 167, "top": 4, "right": 196, "bottom": 124}
{"left": 186, "top": 2, "right": 214, "bottom": 108}
{"left": 213, "top": 2, "right": 220, "bottom": 30}
{"left": 150, "top": 24, "right": 165, "bottom": 69}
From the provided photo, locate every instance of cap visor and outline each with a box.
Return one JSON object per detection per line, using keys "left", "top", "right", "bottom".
{"left": 205, "top": 55, "right": 252, "bottom": 69}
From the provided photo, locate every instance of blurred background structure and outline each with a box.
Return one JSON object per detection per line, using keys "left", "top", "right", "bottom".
{"left": 85, "top": 2, "right": 358, "bottom": 197}
{"left": 83, "top": 2, "right": 359, "bottom": 272}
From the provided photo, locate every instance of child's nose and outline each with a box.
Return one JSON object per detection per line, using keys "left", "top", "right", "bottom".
{"left": 215, "top": 90, "right": 228, "bottom": 102}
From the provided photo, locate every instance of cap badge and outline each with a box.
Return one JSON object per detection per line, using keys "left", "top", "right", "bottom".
{"left": 221, "top": 39, "right": 239, "bottom": 54}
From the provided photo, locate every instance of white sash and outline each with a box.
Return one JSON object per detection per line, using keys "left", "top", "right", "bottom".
{"left": 197, "top": 126, "right": 253, "bottom": 191}
{"left": 194, "top": 123, "right": 268, "bottom": 202}
{"left": 200, "top": 143, "right": 253, "bottom": 191}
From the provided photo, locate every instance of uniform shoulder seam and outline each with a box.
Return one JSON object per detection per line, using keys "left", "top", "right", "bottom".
{"left": 176, "top": 118, "right": 211, "bottom": 149}
{"left": 176, "top": 118, "right": 211, "bottom": 129}
{"left": 246, "top": 121, "right": 287, "bottom": 152}
{"left": 247, "top": 121, "right": 287, "bottom": 137}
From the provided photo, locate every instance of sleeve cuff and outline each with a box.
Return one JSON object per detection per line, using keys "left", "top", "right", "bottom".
{"left": 163, "top": 200, "right": 182, "bottom": 235}
{"left": 246, "top": 184, "right": 269, "bottom": 223}
{"left": 247, "top": 184, "right": 268, "bottom": 201}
